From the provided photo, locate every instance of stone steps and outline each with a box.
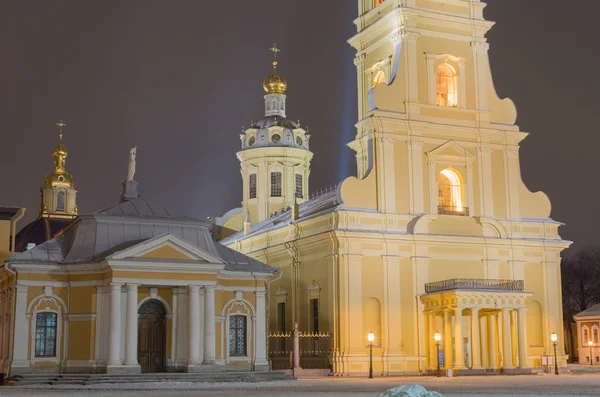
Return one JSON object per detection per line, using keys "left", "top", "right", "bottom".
{"left": 9, "top": 371, "right": 294, "bottom": 386}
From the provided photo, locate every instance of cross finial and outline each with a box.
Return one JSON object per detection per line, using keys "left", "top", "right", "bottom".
{"left": 269, "top": 43, "right": 280, "bottom": 71}
{"left": 56, "top": 120, "right": 66, "bottom": 139}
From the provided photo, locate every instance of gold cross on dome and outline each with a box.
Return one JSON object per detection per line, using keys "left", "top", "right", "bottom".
{"left": 56, "top": 120, "right": 66, "bottom": 132}
{"left": 269, "top": 43, "right": 280, "bottom": 61}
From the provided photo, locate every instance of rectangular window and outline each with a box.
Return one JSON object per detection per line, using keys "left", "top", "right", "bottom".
{"left": 271, "top": 172, "right": 282, "bottom": 197}
{"left": 311, "top": 298, "right": 319, "bottom": 333}
{"left": 295, "top": 174, "right": 303, "bottom": 198}
{"left": 277, "top": 302, "right": 286, "bottom": 332}
{"left": 228, "top": 315, "right": 247, "bottom": 357}
{"left": 594, "top": 329, "right": 599, "bottom": 343}
{"left": 249, "top": 174, "right": 257, "bottom": 199}
{"left": 35, "top": 312, "right": 57, "bottom": 357}
{"left": 584, "top": 329, "right": 589, "bottom": 344}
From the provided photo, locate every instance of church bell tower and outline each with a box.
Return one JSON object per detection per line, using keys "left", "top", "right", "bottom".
{"left": 237, "top": 45, "right": 313, "bottom": 224}
{"left": 40, "top": 121, "right": 78, "bottom": 219}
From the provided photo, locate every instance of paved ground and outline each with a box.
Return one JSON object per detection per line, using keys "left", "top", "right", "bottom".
{"left": 2, "top": 375, "right": 600, "bottom": 396}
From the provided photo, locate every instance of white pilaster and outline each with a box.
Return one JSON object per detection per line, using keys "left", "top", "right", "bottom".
{"left": 11, "top": 285, "right": 29, "bottom": 368}
{"left": 253, "top": 290, "right": 268, "bottom": 368}
{"left": 503, "top": 149, "right": 521, "bottom": 219}
{"left": 107, "top": 283, "right": 123, "bottom": 367}
{"left": 203, "top": 285, "right": 216, "bottom": 365}
{"left": 187, "top": 285, "right": 201, "bottom": 367}
{"left": 408, "top": 141, "right": 425, "bottom": 214}
{"left": 477, "top": 147, "right": 494, "bottom": 217}
{"left": 458, "top": 59, "right": 467, "bottom": 109}
{"left": 454, "top": 308, "right": 465, "bottom": 369}
{"left": 124, "top": 284, "right": 139, "bottom": 368}
{"left": 426, "top": 54, "right": 436, "bottom": 105}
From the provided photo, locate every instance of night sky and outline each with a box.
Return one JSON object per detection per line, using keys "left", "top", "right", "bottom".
{"left": 1, "top": 1, "right": 597, "bottom": 252}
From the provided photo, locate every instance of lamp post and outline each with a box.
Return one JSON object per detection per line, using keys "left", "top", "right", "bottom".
{"left": 434, "top": 332, "right": 442, "bottom": 377}
{"left": 588, "top": 340, "right": 594, "bottom": 366}
{"left": 368, "top": 332, "right": 375, "bottom": 379}
{"left": 551, "top": 332, "right": 559, "bottom": 375}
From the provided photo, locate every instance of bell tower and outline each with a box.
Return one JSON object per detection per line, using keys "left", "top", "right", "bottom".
{"left": 236, "top": 45, "right": 313, "bottom": 224}
{"left": 40, "top": 121, "right": 78, "bottom": 219}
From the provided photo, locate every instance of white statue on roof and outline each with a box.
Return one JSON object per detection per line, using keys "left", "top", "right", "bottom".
{"left": 127, "top": 146, "right": 137, "bottom": 181}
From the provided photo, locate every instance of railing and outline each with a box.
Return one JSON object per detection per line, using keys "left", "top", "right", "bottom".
{"left": 308, "top": 184, "right": 338, "bottom": 201}
{"left": 268, "top": 328, "right": 332, "bottom": 370}
{"left": 424, "top": 278, "right": 525, "bottom": 293}
{"left": 438, "top": 205, "right": 470, "bottom": 216}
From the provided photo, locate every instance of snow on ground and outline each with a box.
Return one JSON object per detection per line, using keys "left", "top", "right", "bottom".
{"left": 2, "top": 375, "right": 600, "bottom": 396}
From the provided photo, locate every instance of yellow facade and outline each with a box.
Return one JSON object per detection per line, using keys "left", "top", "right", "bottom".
{"left": 222, "top": 0, "right": 570, "bottom": 375}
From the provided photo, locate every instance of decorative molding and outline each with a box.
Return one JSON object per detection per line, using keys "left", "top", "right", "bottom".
{"left": 471, "top": 41, "right": 490, "bottom": 53}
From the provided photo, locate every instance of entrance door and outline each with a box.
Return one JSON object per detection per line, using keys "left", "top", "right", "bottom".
{"left": 138, "top": 300, "right": 167, "bottom": 373}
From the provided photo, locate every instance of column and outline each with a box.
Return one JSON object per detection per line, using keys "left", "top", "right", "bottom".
{"left": 517, "top": 308, "right": 528, "bottom": 368}
{"left": 443, "top": 309, "right": 453, "bottom": 369}
{"left": 124, "top": 284, "right": 139, "bottom": 366}
{"left": 203, "top": 285, "right": 216, "bottom": 365}
{"left": 107, "top": 283, "right": 123, "bottom": 366}
{"left": 254, "top": 290, "right": 268, "bottom": 367}
{"left": 502, "top": 308, "right": 514, "bottom": 369}
{"left": 488, "top": 313, "right": 498, "bottom": 369}
{"left": 471, "top": 308, "right": 481, "bottom": 369}
{"left": 454, "top": 308, "right": 465, "bottom": 369}
{"left": 11, "top": 285, "right": 29, "bottom": 367}
{"left": 187, "top": 285, "right": 200, "bottom": 366}
{"left": 428, "top": 312, "right": 437, "bottom": 368}
{"left": 479, "top": 314, "right": 488, "bottom": 368}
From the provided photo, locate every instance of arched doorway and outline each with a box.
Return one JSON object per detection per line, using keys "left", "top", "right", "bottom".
{"left": 138, "top": 300, "right": 166, "bottom": 373}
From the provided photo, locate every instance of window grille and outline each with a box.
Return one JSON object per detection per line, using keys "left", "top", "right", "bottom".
{"left": 228, "top": 315, "right": 247, "bottom": 357}
{"left": 295, "top": 174, "right": 303, "bottom": 198}
{"left": 249, "top": 174, "right": 257, "bottom": 199}
{"left": 35, "top": 312, "right": 57, "bottom": 357}
{"left": 271, "top": 172, "right": 282, "bottom": 197}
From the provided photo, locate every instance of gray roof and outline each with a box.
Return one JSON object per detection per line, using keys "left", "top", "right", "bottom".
{"left": 220, "top": 187, "right": 341, "bottom": 244}
{"left": 8, "top": 198, "right": 276, "bottom": 274}
{"left": 575, "top": 303, "right": 600, "bottom": 318}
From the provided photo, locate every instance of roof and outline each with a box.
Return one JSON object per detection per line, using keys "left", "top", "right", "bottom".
{"left": 220, "top": 187, "right": 341, "bottom": 244}
{"left": 14, "top": 217, "right": 74, "bottom": 252}
{"left": 0, "top": 207, "right": 22, "bottom": 221}
{"left": 575, "top": 303, "right": 600, "bottom": 318}
{"left": 8, "top": 198, "right": 276, "bottom": 274}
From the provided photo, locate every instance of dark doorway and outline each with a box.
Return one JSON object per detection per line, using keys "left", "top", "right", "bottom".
{"left": 138, "top": 300, "right": 167, "bottom": 373}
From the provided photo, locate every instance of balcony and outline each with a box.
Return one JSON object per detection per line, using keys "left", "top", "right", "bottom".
{"left": 438, "top": 205, "right": 469, "bottom": 216}
{"left": 424, "top": 278, "right": 525, "bottom": 294}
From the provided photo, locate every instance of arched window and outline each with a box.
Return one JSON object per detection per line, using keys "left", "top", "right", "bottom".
{"left": 228, "top": 315, "right": 247, "bottom": 357}
{"left": 35, "top": 312, "right": 57, "bottom": 357}
{"left": 583, "top": 327, "right": 589, "bottom": 344}
{"left": 436, "top": 64, "right": 458, "bottom": 107}
{"left": 438, "top": 168, "right": 466, "bottom": 215}
{"left": 56, "top": 191, "right": 65, "bottom": 211}
{"left": 372, "top": 70, "right": 386, "bottom": 87}
{"left": 594, "top": 327, "right": 599, "bottom": 343}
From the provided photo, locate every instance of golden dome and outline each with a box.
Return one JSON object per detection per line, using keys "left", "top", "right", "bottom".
{"left": 263, "top": 44, "right": 287, "bottom": 94}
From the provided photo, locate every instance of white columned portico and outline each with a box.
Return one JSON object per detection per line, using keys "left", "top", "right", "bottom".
{"left": 502, "top": 308, "right": 514, "bottom": 369}
{"left": 187, "top": 285, "right": 201, "bottom": 369}
{"left": 471, "top": 308, "right": 481, "bottom": 369}
{"left": 203, "top": 285, "right": 216, "bottom": 365}
{"left": 124, "top": 284, "right": 140, "bottom": 371}
{"left": 253, "top": 290, "right": 268, "bottom": 368}
{"left": 107, "top": 282, "right": 123, "bottom": 371}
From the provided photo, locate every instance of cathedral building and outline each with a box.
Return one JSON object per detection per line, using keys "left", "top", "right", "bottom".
{"left": 0, "top": 150, "right": 276, "bottom": 377}
{"left": 15, "top": 121, "right": 78, "bottom": 253}
{"left": 220, "top": 0, "right": 570, "bottom": 375}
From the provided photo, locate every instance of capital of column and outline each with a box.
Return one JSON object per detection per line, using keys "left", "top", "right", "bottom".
{"left": 471, "top": 41, "right": 490, "bottom": 53}
{"left": 255, "top": 290, "right": 266, "bottom": 299}
{"left": 391, "top": 29, "right": 421, "bottom": 45}
{"left": 407, "top": 140, "right": 423, "bottom": 150}
{"left": 353, "top": 53, "right": 366, "bottom": 67}
{"left": 189, "top": 285, "right": 200, "bottom": 293}
{"left": 477, "top": 147, "right": 492, "bottom": 156}
{"left": 126, "top": 283, "right": 139, "bottom": 291}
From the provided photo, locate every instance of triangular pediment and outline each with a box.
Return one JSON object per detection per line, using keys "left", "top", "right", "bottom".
{"left": 427, "top": 141, "right": 475, "bottom": 161}
{"left": 107, "top": 233, "right": 224, "bottom": 263}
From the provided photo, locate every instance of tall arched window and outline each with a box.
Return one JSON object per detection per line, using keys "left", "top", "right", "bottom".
{"left": 438, "top": 168, "right": 465, "bottom": 215}
{"left": 56, "top": 191, "right": 65, "bottom": 211}
{"left": 372, "top": 70, "right": 386, "bottom": 87}
{"left": 436, "top": 64, "right": 457, "bottom": 107}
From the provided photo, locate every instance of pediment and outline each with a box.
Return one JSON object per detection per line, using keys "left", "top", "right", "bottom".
{"left": 107, "top": 233, "right": 224, "bottom": 263}
{"left": 427, "top": 141, "right": 474, "bottom": 162}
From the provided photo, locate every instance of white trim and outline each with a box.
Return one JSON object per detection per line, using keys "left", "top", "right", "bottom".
{"left": 137, "top": 296, "right": 173, "bottom": 316}
{"left": 29, "top": 304, "right": 62, "bottom": 365}
{"left": 226, "top": 313, "right": 252, "bottom": 363}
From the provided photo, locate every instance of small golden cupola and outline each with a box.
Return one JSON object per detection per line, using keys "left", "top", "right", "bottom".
{"left": 263, "top": 44, "right": 287, "bottom": 94}
{"left": 40, "top": 121, "right": 78, "bottom": 218}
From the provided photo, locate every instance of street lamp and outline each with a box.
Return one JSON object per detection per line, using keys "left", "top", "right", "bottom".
{"left": 368, "top": 332, "right": 375, "bottom": 379}
{"left": 434, "top": 332, "right": 442, "bottom": 377}
{"left": 588, "top": 340, "right": 594, "bottom": 366}
{"left": 551, "top": 332, "right": 559, "bottom": 375}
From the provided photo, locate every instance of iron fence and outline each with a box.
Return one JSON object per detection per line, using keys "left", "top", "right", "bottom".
{"left": 425, "top": 278, "right": 525, "bottom": 293}
{"left": 268, "top": 330, "right": 332, "bottom": 370}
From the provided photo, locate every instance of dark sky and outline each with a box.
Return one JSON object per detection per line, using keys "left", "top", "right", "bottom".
{"left": 1, "top": 1, "right": 597, "bottom": 253}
